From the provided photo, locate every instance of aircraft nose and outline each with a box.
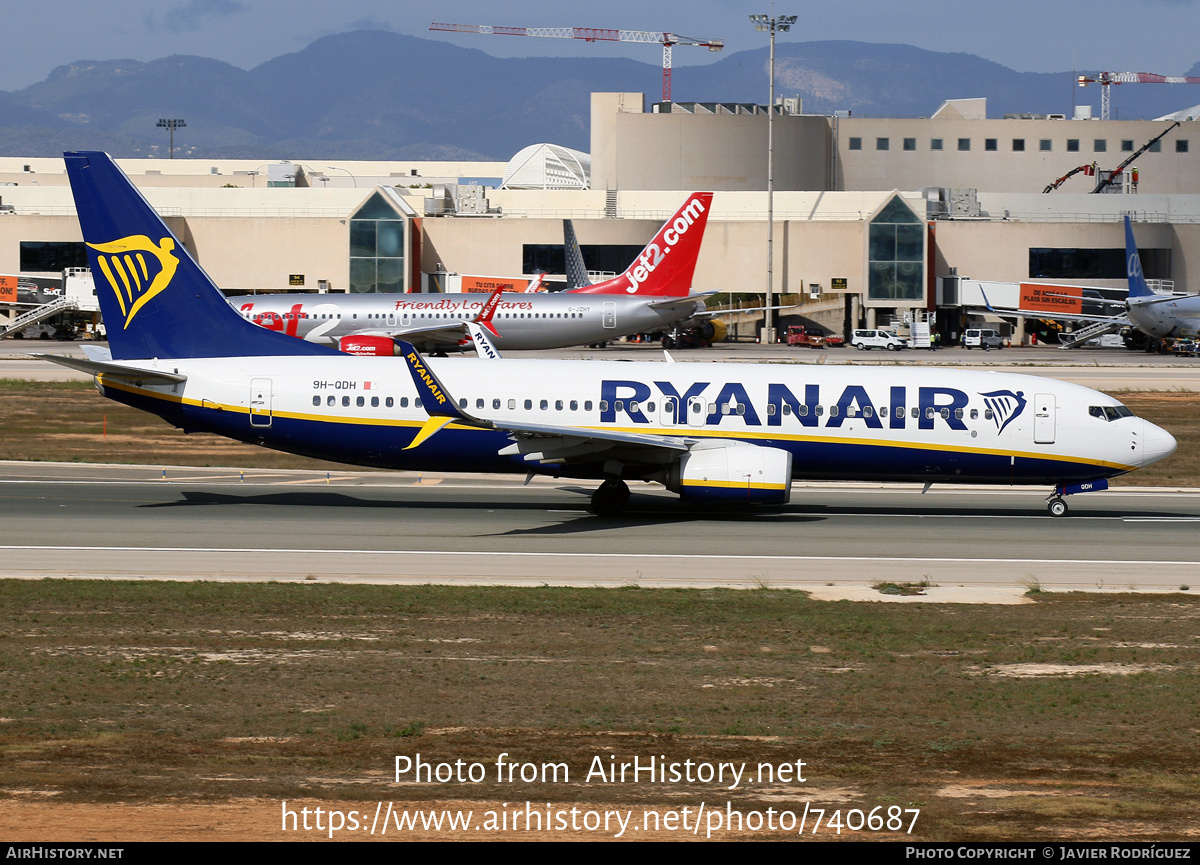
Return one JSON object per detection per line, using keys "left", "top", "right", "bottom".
{"left": 1141, "top": 419, "right": 1177, "bottom": 467}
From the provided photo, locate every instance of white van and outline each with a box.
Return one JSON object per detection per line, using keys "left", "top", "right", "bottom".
{"left": 851, "top": 329, "right": 908, "bottom": 351}
{"left": 963, "top": 328, "right": 1004, "bottom": 350}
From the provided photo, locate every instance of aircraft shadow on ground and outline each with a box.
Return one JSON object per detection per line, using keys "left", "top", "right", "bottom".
{"left": 135, "top": 489, "right": 1197, "bottom": 526}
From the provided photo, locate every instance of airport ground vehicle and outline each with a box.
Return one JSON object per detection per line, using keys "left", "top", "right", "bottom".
{"left": 963, "top": 328, "right": 1005, "bottom": 350}
{"left": 786, "top": 325, "right": 829, "bottom": 348}
{"left": 41, "top": 152, "right": 1176, "bottom": 519}
{"left": 851, "top": 329, "right": 907, "bottom": 351}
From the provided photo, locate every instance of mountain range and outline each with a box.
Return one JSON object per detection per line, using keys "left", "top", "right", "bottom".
{"left": 0, "top": 30, "right": 1196, "bottom": 161}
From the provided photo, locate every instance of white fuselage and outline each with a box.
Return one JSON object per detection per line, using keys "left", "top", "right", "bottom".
{"left": 1127, "top": 294, "right": 1200, "bottom": 339}
{"left": 228, "top": 291, "right": 705, "bottom": 350}
{"left": 94, "top": 355, "right": 1175, "bottom": 486}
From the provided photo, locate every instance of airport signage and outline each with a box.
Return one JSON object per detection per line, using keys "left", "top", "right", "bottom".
{"left": 1020, "top": 282, "right": 1081, "bottom": 314}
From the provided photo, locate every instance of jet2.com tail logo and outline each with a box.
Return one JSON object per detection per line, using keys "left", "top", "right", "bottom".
{"left": 87, "top": 235, "right": 179, "bottom": 329}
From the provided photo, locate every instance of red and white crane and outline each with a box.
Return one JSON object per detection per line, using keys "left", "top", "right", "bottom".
{"left": 1078, "top": 71, "right": 1200, "bottom": 120}
{"left": 430, "top": 22, "right": 724, "bottom": 102}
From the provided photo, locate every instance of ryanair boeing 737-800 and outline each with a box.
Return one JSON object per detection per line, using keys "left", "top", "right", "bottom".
{"left": 39, "top": 152, "right": 1176, "bottom": 517}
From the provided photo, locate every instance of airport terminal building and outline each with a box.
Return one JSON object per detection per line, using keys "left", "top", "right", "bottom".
{"left": 2, "top": 91, "right": 1199, "bottom": 343}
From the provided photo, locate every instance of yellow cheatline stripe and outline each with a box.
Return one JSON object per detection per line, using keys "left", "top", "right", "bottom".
{"left": 95, "top": 257, "right": 127, "bottom": 317}
{"left": 96, "top": 379, "right": 1138, "bottom": 473}
{"left": 680, "top": 479, "right": 789, "bottom": 490}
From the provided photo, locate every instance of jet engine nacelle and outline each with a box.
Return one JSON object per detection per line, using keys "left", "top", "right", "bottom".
{"left": 339, "top": 335, "right": 398, "bottom": 356}
{"left": 666, "top": 440, "right": 792, "bottom": 505}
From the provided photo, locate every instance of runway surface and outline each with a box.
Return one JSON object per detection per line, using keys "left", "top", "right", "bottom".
{"left": 3, "top": 463, "right": 1198, "bottom": 599}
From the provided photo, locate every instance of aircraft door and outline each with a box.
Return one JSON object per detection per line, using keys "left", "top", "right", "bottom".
{"left": 660, "top": 397, "right": 679, "bottom": 426}
{"left": 400, "top": 311, "right": 411, "bottom": 327}
{"left": 1033, "top": 392, "right": 1055, "bottom": 444}
{"left": 602, "top": 301, "right": 616, "bottom": 329}
{"left": 250, "top": 378, "right": 273, "bottom": 428}
{"left": 688, "top": 396, "right": 706, "bottom": 427}
{"left": 387, "top": 312, "right": 396, "bottom": 327}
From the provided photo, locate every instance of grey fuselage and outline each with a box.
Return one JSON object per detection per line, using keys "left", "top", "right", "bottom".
{"left": 228, "top": 291, "right": 704, "bottom": 350}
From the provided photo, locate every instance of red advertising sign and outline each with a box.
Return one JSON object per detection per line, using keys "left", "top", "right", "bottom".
{"left": 461, "top": 276, "right": 531, "bottom": 294}
{"left": 1019, "top": 282, "right": 1082, "bottom": 314}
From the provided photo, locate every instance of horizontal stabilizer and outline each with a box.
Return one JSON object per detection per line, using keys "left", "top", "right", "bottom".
{"left": 32, "top": 353, "right": 187, "bottom": 385}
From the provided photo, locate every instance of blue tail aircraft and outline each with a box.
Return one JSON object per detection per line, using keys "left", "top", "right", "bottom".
{"left": 39, "top": 152, "right": 1176, "bottom": 517}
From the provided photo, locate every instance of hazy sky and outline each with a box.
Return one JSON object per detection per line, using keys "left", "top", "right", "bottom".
{"left": 3, "top": 0, "right": 1198, "bottom": 92}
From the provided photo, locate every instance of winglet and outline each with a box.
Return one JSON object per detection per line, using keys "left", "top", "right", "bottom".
{"left": 397, "top": 340, "right": 469, "bottom": 421}
{"left": 979, "top": 287, "right": 996, "bottom": 313}
{"left": 1124, "top": 216, "right": 1154, "bottom": 299}
{"left": 472, "top": 284, "right": 503, "bottom": 336}
{"left": 397, "top": 340, "right": 493, "bottom": 449}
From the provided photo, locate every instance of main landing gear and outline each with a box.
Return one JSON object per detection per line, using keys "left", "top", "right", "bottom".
{"left": 590, "top": 479, "right": 630, "bottom": 517}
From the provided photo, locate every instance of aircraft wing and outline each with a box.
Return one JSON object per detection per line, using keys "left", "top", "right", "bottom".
{"left": 395, "top": 339, "right": 692, "bottom": 462}
{"left": 33, "top": 353, "right": 188, "bottom": 386}
{"left": 646, "top": 290, "right": 718, "bottom": 311}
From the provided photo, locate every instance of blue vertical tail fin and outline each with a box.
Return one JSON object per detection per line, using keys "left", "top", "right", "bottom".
{"left": 65, "top": 151, "right": 338, "bottom": 360}
{"left": 1124, "top": 215, "right": 1154, "bottom": 300}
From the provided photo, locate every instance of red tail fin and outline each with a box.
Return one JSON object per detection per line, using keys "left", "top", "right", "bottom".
{"left": 570, "top": 192, "right": 712, "bottom": 297}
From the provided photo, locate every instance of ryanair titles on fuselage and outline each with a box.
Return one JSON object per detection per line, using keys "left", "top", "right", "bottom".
{"left": 597, "top": 379, "right": 1023, "bottom": 433}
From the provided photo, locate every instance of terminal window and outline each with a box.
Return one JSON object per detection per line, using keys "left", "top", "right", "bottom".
{"left": 985, "top": 138, "right": 997, "bottom": 151}
{"left": 349, "top": 191, "right": 405, "bottom": 293}
{"left": 1067, "top": 139, "right": 1080, "bottom": 152}
{"left": 1030, "top": 247, "right": 1170, "bottom": 280}
{"left": 523, "top": 243, "right": 643, "bottom": 276}
{"left": 848, "top": 137, "right": 862, "bottom": 150}
{"left": 19, "top": 241, "right": 88, "bottom": 272}
{"left": 957, "top": 138, "right": 970, "bottom": 151}
{"left": 1094, "top": 139, "right": 1107, "bottom": 152}
{"left": 868, "top": 196, "right": 924, "bottom": 302}
{"left": 903, "top": 138, "right": 916, "bottom": 151}
{"left": 930, "top": 138, "right": 943, "bottom": 151}
{"left": 1122, "top": 140, "right": 1135, "bottom": 152}
{"left": 1039, "top": 139, "right": 1052, "bottom": 151}
{"left": 876, "top": 137, "right": 889, "bottom": 151}
{"left": 1177, "top": 140, "right": 1189, "bottom": 153}
{"left": 1012, "top": 139, "right": 1025, "bottom": 151}
{"left": 1149, "top": 141, "right": 1162, "bottom": 152}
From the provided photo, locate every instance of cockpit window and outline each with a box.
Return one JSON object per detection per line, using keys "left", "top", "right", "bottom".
{"left": 1089, "top": 405, "right": 1134, "bottom": 422}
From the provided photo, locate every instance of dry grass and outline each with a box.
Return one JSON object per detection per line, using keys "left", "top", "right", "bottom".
{"left": 1, "top": 581, "right": 1199, "bottom": 839}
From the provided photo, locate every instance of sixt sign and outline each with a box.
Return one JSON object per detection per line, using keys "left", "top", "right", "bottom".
{"left": 598, "top": 380, "right": 1017, "bottom": 432}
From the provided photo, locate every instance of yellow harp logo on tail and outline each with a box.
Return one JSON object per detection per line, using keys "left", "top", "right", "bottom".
{"left": 86, "top": 235, "right": 179, "bottom": 329}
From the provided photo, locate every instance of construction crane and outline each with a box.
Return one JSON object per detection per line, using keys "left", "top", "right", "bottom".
{"left": 1077, "top": 72, "right": 1200, "bottom": 120}
{"left": 1041, "top": 121, "right": 1180, "bottom": 194}
{"left": 430, "top": 23, "right": 723, "bottom": 102}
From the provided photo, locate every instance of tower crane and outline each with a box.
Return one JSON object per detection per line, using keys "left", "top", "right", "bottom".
{"left": 1077, "top": 72, "right": 1200, "bottom": 120}
{"left": 430, "top": 23, "right": 724, "bottom": 102}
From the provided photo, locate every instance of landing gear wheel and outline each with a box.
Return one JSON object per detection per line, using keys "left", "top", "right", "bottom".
{"left": 590, "top": 479, "right": 630, "bottom": 517}
{"left": 1047, "top": 497, "right": 1068, "bottom": 517}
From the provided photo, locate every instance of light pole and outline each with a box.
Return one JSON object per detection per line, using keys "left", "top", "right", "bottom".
{"left": 326, "top": 166, "right": 357, "bottom": 187}
{"left": 749, "top": 13, "right": 795, "bottom": 344}
{"left": 156, "top": 118, "right": 186, "bottom": 159}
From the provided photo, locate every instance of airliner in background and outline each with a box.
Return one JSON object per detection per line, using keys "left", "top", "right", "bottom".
{"left": 984, "top": 216, "right": 1200, "bottom": 346}
{"left": 40, "top": 152, "right": 1175, "bottom": 518}
{"left": 227, "top": 193, "right": 717, "bottom": 355}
